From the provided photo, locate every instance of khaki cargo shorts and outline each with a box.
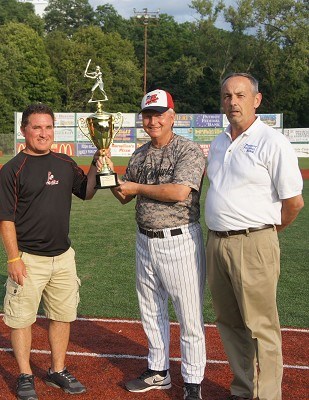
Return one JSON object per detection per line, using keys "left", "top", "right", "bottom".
{"left": 3, "top": 247, "right": 81, "bottom": 329}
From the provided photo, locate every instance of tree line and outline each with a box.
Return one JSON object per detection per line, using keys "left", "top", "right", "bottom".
{"left": 0, "top": 0, "right": 308, "bottom": 152}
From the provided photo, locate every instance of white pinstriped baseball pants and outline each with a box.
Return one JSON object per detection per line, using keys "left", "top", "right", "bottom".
{"left": 136, "top": 222, "right": 206, "bottom": 384}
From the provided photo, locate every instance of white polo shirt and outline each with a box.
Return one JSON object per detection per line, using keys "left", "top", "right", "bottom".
{"left": 205, "top": 117, "right": 303, "bottom": 231}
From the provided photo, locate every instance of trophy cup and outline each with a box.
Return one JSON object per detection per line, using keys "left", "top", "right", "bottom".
{"left": 78, "top": 59, "right": 123, "bottom": 189}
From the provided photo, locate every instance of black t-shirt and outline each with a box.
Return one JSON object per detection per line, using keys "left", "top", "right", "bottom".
{"left": 0, "top": 151, "right": 88, "bottom": 256}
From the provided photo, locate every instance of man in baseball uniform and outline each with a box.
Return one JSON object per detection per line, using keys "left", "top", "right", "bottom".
{"left": 108, "top": 89, "right": 207, "bottom": 399}
{"left": 205, "top": 73, "right": 304, "bottom": 400}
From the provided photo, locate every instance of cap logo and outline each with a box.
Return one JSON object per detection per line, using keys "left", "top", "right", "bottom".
{"left": 145, "top": 94, "right": 159, "bottom": 106}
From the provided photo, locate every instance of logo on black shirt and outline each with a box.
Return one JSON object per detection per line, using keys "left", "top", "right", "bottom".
{"left": 46, "top": 171, "right": 59, "bottom": 185}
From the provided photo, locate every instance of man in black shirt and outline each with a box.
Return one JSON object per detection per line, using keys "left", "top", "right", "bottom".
{"left": 0, "top": 103, "right": 99, "bottom": 400}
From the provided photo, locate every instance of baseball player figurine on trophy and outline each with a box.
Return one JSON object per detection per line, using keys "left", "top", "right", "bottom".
{"left": 78, "top": 59, "right": 123, "bottom": 189}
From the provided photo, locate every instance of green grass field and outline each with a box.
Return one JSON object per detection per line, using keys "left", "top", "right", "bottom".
{"left": 0, "top": 156, "right": 308, "bottom": 327}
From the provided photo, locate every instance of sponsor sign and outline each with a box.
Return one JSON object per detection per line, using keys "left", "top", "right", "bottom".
{"left": 76, "top": 142, "right": 97, "bottom": 156}
{"left": 257, "top": 114, "right": 282, "bottom": 127}
{"left": 54, "top": 112, "right": 75, "bottom": 127}
{"left": 194, "top": 127, "right": 222, "bottom": 142}
{"left": 194, "top": 114, "right": 222, "bottom": 128}
{"left": 113, "top": 128, "right": 135, "bottom": 143}
{"left": 173, "top": 128, "right": 194, "bottom": 140}
{"left": 111, "top": 143, "right": 136, "bottom": 157}
{"left": 136, "top": 128, "right": 149, "bottom": 140}
{"left": 52, "top": 143, "right": 75, "bottom": 156}
{"left": 291, "top": 143, "right": 309, "bottom": 157}
{"left": 54, "top": 127, "right": 75, "bottom": 142}
{"left": 284, "top": 128, "right": 309, "bottom": 143}
{"left": 174, "top": 114, "right": 194, "bottom": 128}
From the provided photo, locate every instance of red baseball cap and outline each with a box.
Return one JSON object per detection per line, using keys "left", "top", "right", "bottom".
{"left": 140, "top": 89, "right": 174, "bottom": 113}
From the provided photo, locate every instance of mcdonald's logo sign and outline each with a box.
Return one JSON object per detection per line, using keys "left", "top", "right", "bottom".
{"left": 53, "top": 143, "right": 75, "bottom": 156}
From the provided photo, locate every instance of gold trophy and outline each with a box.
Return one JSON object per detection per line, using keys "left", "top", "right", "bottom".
{"left": 78, "top": 59, "right": 123, "bottom": 189}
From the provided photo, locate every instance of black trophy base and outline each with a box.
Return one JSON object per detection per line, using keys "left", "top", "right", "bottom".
{"left": 95, "top": 172, "right": 118, "bottom": 189}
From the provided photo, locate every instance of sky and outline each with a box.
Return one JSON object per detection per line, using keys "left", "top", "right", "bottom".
{"left": 88, "top": 0, "right": 235, "bottom": 28}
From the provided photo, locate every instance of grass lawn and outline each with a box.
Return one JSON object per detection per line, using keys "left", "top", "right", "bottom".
{"left": 1, "top": 156, "right": 309, "bottom": 169}
{"left": 0, "top": 176, "right": 307, "bottom": 327}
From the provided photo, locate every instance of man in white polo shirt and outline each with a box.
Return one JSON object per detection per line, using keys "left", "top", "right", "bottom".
{"left": 205, "top": 73, "right": 304, "bottom": 400}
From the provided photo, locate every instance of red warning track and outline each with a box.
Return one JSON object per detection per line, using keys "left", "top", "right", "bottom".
{"left": 0, "top": 317, "right": 308, "bottom": 399}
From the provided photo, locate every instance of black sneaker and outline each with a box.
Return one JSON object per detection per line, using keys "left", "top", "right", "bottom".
{"left": 125, "top": 369, "right": 171, "bottom": 392}
{"left": 16, "top": 374, "right": 38, "bottom": 400}
{"left": 183, "top": 383, "right": 202, "bottom": 399}
{"left": 44, "top": 368, "right": 86, "bottom": 394}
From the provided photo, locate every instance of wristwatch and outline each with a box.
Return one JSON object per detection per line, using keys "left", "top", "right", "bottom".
{"left": 91, "top": 158, "right": 97, "bottom": 167}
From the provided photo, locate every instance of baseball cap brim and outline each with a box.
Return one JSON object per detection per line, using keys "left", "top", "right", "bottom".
{"left": 140, "top": 106, "right": 170, "bottom": 114}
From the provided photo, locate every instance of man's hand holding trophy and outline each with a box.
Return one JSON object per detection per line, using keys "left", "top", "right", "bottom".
{"left": 78, "top": 59, "right": 123, "bottom": 189}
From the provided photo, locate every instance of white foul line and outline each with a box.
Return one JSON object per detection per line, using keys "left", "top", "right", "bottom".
{"left": 1, "top": 314, "right": 308, "bottom": 370}
{"left": 0, "top": 348, "right": 308, "bottom": 370}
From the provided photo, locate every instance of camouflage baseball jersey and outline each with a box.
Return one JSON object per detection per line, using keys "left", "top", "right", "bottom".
{"left": 123, "top": 134, "right": 205, "bottom": 229}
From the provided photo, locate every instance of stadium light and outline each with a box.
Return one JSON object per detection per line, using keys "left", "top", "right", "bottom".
{"left": 133, "top": 8, "right": 160, "bottom": 94}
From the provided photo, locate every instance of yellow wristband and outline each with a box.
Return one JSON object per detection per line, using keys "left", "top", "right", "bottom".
{"left": 7, "top": 257, "right": 21, "bottom": 264}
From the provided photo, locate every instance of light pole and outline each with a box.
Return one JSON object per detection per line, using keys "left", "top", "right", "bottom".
{"left": 133, "top": 8, "right": 160, "bottom": 94}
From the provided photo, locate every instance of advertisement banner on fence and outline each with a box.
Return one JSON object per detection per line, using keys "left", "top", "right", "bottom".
{"left": 76, "top": 142, "right": 97, "bottom": 156}
{"left": 284, "top": 128, "right": 309, "bottom": 143}
{"left": 15, "top": 142, "right": 76, "bottom": 156}
{"left": 54, "top": 113, "right": 75, "bottom": 127}
{"left": 257, "top": 114, "right": 282, "bottom": 127}
{"left": 194, "top": 114, "right": 222, "bottom": 128}
{"left": 113, "top": 128, "right": 136, "bottom": 143}
{"left": 291, "top": 143, "right": 309, "bottom": 158}
{"left": 111, "top": 143, "right": 136, "bottom": 157}
{"left": 194, "top": 127, "right": 222, "bottom": 142}
{"left": 174, "top": 114, "right": 194, "bottom": 128}
{"left": 54, "top": 128, "right": 75, "bottom": 142}
{"left": 52, "top": 143, "right": 75, "bottom": 156}
{"left": 136, "top": 128, "right": 149, "bottom": 140}
{"left": 173, "top": 128, "right": 194, "bottom": 140}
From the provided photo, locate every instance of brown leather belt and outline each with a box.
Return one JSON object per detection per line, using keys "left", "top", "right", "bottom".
{"left": 210, "top": 224, "right": 274, "bottom": 238}
{"left": 139, "top": 226, "right": 183, "bottom": 239}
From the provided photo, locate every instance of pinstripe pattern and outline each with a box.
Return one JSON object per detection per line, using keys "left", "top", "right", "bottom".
{"left": 136, "top": 222, "right": 206, "bottom": 383}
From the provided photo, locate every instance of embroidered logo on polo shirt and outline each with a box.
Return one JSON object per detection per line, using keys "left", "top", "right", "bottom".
{"left": 243, "top": 143, "right": 258, "bottom": 153}
{"left": 46, "top": 171, "right": 59, "bottom": 185}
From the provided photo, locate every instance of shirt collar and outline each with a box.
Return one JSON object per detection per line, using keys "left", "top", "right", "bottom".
{"left": 224, "top": 116, "right": 261, "bottom": 140}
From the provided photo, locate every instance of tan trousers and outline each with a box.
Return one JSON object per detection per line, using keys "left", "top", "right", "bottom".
{"left": 206, "top": 228, "right": 282, "bottom": 400}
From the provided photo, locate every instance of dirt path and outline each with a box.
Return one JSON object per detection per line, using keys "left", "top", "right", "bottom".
{"left": 0, "top": 317, "right": 308, "bottom": 399}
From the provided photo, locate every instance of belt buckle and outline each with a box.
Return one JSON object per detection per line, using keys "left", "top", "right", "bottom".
{"left": 215, "top": 231, "right": 229, "bottom": 238}
{"left": 153, "top": 230, "right": 164, "bottom": 239}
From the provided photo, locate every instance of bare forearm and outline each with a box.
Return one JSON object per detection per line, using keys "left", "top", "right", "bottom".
{"left": 0, "top": 221, "right": 19, "bottom": 258}
{"left": 137, "top": 183, "right": 190, "bottom": 202}
{"left": 85, "top": 164, "right": 98, "bottom": 199}
{"left": 114, "top": 181, "right": 191, "bottom": 203}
